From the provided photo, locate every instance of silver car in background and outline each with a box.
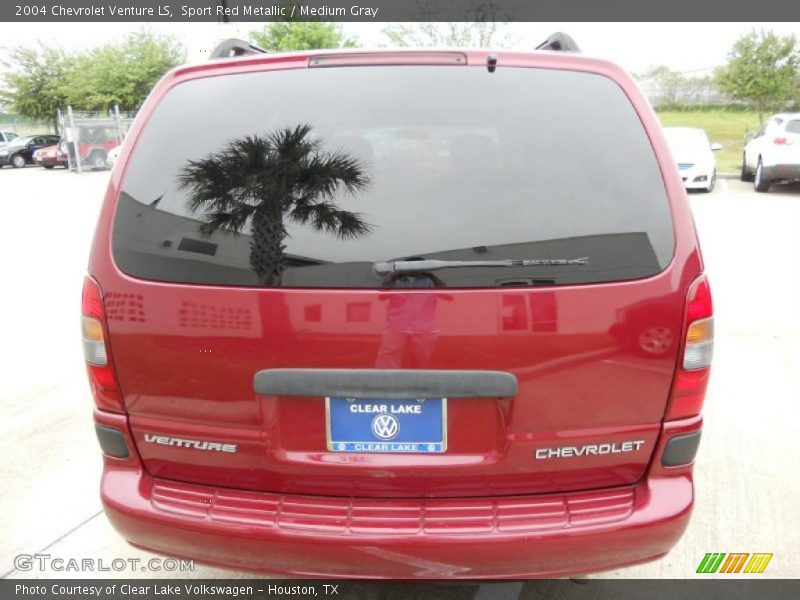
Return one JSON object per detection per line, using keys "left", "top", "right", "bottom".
{"left": 664, "top": 127, "right": 722, "bottom": 193}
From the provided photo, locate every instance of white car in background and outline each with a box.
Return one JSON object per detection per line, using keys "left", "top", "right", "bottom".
{"left": 106, "top": 145, "right": 122, "bottom": 169}
{"left": 741, "top": 113, "right": 800, "bottom": 193}
{"left": 663, "top": 127, "right": 722, "bottom": 193}
{"left": 0, "top": 131, "right": 19, "bottom": 147}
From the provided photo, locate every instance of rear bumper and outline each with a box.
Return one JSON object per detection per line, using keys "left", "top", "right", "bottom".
{"left": 34, "top": 157, "right": 66, "bottom": 167}
{"left": 763, "top": 163, "right": 800, "bottom": 180}
{"left": 102, "top": 464, "right": 693, "bottom": 578}
{"left": 679, "top": 166, "right": 713, "bottom": 189}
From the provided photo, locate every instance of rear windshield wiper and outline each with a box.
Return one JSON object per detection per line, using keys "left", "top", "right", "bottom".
{"left": 374, "top": 257, "right": 589, "bottom": 275}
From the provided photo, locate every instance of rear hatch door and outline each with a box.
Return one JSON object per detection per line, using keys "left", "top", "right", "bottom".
{"left": 103, "top": 59, "right": 685, "bottom": 498}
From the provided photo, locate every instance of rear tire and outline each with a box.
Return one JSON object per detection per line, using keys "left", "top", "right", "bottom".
{"left": 10, "top": 154, "right": 26, "bottom": 168}
{"left": 43, "top": 165, "right": 54, "bottom": 170}
{"left": 754, "top": 159, "right": 771, "bottom": 193}
{"left": 87, "top": 151, "right": 107, "bottom": 170}
{"left": 740, "top": 154, "right": 754, "bottom": 182}
{"left": 702, "top": 170, "right": 716, "bottom": 193}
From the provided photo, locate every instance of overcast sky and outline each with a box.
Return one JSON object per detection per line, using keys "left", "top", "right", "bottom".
{"left": 1, "top": 22, "right": 798, "bottom": 75}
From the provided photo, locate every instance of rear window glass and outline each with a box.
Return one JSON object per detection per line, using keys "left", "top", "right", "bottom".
{"left": 114, "top": 66, "right": 673, "bottom": 288}
{"left": 786, "top": 120, "right": 800, "bottom": 134}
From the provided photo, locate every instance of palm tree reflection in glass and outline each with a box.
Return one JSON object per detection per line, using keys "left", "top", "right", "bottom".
{"left": 178, "top": 124, "right": 371, "bottom": 286}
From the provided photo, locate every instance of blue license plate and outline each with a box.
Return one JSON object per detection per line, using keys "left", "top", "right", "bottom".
{"left": 326, "top": 397, "right": 447, "bottom": 453}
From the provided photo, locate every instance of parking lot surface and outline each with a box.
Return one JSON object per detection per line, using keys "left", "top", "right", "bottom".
{"left": 1, "top": 167, "right": 798, "bottom": 582}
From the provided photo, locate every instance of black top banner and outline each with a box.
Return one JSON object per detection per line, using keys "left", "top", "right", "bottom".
{"left": 3, "top": 0, "right": 800, "bottom": 22}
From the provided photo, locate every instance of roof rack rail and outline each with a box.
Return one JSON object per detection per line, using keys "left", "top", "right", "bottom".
{"left": 209, "top": 38, "right": 267, "bottom": 60}
{"left": 535, "top": 32, "right": 581, "bottom": 53}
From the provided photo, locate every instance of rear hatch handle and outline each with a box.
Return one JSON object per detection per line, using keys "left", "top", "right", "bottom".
{"left": 254, "top": 369, "right": 518, "bottom": 399}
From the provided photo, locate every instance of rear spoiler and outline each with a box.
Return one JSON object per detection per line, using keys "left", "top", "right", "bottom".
{"left": 209, "top": 33, "right": 580, "bottom": 62}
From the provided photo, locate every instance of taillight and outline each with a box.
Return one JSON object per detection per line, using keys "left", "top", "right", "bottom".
{"left": 82, "top": 276, "right": 125, "bottom": 413}
{"left": 773, "top": 137, "right": 793, "bottom": 145}
{"left": 666, "top": 274, "right": 713, "bottom": 420}
{"left": 683, "top": 317, "right": 713, "bottom": 369}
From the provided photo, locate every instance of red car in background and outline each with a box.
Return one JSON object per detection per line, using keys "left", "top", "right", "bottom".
{"left": 33, "top": 144, "right": 68, "bottom": 169}
{"left": 63, "top": 126, "right": 121, "bottom": 170}
{"left": 83, "top": 36, "right": 713, "bottom": 578}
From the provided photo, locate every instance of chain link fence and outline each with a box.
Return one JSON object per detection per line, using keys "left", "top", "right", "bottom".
{"left": 637, "top": 79, "right": 740, "bottom": 108}
{"left": 0, "top": 116, "right": 57, "bottom": 136}
{"left": 57, "top": 105, "right": 136, "bottom": 172}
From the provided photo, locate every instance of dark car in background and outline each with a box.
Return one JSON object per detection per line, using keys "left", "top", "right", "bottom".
{"left": 0, "top": 134, "right": 61, "bottom": 168}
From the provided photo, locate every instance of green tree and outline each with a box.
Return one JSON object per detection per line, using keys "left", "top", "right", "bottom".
{"left": 635, "top": 65, "right": 686, "bottom": 106}
{"left": 66, "top": 30, "right": 185, "bottom": 111}
{"left": 178, "top": 125, "right": 371, "bottom": 286}
{"left": 0, "top": 44, "right": 71, "bottom": 132}
{"left": 716, "top": 30, "right": 799, "bottom": 121}
{"left": 250, "top": 22, "right": 358, "bottom": 52}
{"left": 635, "top": 65, "right": 717, "bottom": 108}
{"left": 382, "top": 22, "right": 515, "bottom": 48}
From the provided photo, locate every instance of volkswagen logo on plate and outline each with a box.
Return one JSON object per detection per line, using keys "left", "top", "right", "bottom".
{"left": 371, "top": 414, "right": 400, "bottom": 440}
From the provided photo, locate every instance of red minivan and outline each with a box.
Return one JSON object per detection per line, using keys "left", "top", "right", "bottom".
{"left": 83, "top": 38, "right": 713, "bottom": 578}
